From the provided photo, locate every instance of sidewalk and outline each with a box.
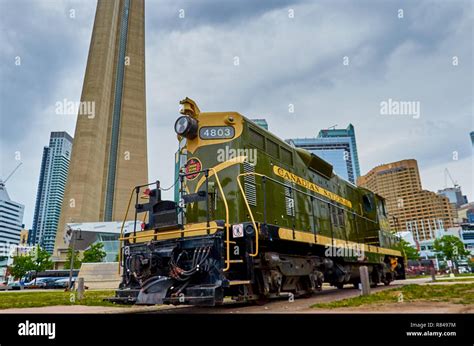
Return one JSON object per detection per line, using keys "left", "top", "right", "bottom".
{"left": 0, "top": 304, "right": 183, "bottom": 314}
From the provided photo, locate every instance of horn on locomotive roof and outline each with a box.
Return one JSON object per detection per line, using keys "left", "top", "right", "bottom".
{"left": 180, "top": 97, "right": 201, "bottom": 118}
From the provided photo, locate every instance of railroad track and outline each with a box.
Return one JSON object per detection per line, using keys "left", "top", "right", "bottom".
{"left": 142, "top": 281, "right": 408, "bottom": 314}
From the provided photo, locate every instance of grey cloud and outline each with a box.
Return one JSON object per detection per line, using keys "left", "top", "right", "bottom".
{"left": 1, "top": 0, "right": 472, "bottom": 229}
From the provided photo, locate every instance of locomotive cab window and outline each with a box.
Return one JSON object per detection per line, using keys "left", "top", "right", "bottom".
{"left": 362, "top": 194, "right": 373, "bottom": 213}
{"left": 377, "top": 199, "right": 387, "bottom": 217}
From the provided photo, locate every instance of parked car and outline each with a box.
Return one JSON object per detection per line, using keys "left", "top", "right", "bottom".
{"left": 52, "top": 277, "right": 88, "bottom": 290}
{"left": 51, "top": 277, "right": 75, "bottom": 289}
{"left": 0, "top": 281, "right": 24, "bottom": 290}
{"left": 24, "top": 277, "right": 58, "bottom": 289}
{"left": 7, "top": 281, "right": 23, "bottom": 290}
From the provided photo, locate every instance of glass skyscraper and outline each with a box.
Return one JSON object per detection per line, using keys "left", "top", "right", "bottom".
{"left": 32, "top": 132, "right": 73, "bottom": 253}
{"left": 437, "top": 187, "right": 468, "bottom": 208}
{"left": 251, "top": 119, "right": 269, "bottom": 130}
{"left": 287, "top": 124, "right": 361, "bottom": 184}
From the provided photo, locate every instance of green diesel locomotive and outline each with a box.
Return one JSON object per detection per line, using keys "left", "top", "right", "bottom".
{"left": 112, "top": 98, "right": 405, "bottom": 306}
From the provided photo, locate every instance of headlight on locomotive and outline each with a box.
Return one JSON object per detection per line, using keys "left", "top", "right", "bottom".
{"left": 174, "top": 115, "right": 198, "bottom": 139}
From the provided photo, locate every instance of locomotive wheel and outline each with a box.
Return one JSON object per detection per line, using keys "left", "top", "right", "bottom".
{"left": 254, "top": 295, "right": 269, "bottom": 306}
{"left": 300, "top": 290, "right": 314, "bottom": 298}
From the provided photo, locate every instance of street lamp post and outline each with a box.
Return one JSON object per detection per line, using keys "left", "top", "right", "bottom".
{"left": 67, "top": 228, "right": 82, "bottom": 291}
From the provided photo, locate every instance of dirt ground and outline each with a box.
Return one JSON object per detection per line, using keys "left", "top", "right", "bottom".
{"left": 1, "top": 278, "right": 472, "bottom": 314}
{"left": 312, "top": 301, "right": 474, "bottom": 314}
{"left": 0, "top": 304, "right": 183, "bottom": 314}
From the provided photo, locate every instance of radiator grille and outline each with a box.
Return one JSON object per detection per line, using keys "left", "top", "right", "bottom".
{"left": 284, "top": 185, "right": 295, "bottom": 216}
{"left": 243, "top": 162, "right": 257, "bottom": 206}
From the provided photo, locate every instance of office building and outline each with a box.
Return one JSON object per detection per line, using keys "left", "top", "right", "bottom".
{"left": 287, "top": 124, "right": 360, "bottom": 184}
{"left": 358, "top": 159, "right": 454, "bottom": 241}
{"left": 456, "top": 202, "right": 474, "bottom": 224}
{"left": 437, "top": 187, "right": 467, "bottom": 209}
{"left": 0, "top": 181, "right": 24, "bottom": 256}
{"left": 19, "top": 229, "right": 29, "bottom": 246}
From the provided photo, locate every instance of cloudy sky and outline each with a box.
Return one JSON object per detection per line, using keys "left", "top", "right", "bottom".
{"left": 0, "top": 0, "right": 472, "bottom": 229}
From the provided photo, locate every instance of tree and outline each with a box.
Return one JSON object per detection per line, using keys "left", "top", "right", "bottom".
{"left": 31, "top": 246, "right": 53, "bottom": 272}
{"left": 433, "top": 235, "right": 470, "bottom": 268}
{"left": 396, "top": 238, "right": 419, "bottom": 260}
{"left": 9, "top": 254, "right": 34, "bottom": 280}
{"left": 64, "top": 248, "right": 82, "bottom": 269}
{"left": 82, "top": 243, "right": 106, "bottom": 263}
{"left": 8, "top": 246, "right": 53, "bottom": 281}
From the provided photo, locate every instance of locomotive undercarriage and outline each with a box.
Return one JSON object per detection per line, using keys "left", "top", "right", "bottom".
{"left": 112, "top": 223, "right": 401, "bottom": 307}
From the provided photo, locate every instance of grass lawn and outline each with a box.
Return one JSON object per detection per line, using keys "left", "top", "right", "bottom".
{"left": 311, "top": 283, "right": 474, "bottom": 309}
{"left": 453, "top": 273, "right": 474, "bottom": 277}
{"left": 438, "top": 278, "right": 474, "bottom": 283}
{"left": 0, "top": 290, "right": 123, "bottom": 310}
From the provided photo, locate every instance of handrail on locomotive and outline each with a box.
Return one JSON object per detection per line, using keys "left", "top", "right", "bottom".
{"left": 118, "top": 167, "right": 234, "bottom": 274}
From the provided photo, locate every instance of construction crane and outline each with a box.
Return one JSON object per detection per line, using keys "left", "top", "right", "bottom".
{"left": 444, "top": 168, "right": 459, "bottom": 189}
{"left": 1, "top": 161, "right": 23, "bottom": 184}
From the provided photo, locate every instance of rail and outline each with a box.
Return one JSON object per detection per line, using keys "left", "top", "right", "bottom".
{"left": 176, "top": 167, "right": 231, "bottom": 270}
{"left": 118, "top": 181, "right": 160, "bottom": 275}
{"left": 208, "top": 168, "right": 231, "bottom": 271}
{"left": 118, "top": 187, "right": 136, "bottom": 274}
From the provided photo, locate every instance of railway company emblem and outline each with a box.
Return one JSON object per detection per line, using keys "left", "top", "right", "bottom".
{"left": 185, "top": 157, "right": 202, "bottom": 180}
